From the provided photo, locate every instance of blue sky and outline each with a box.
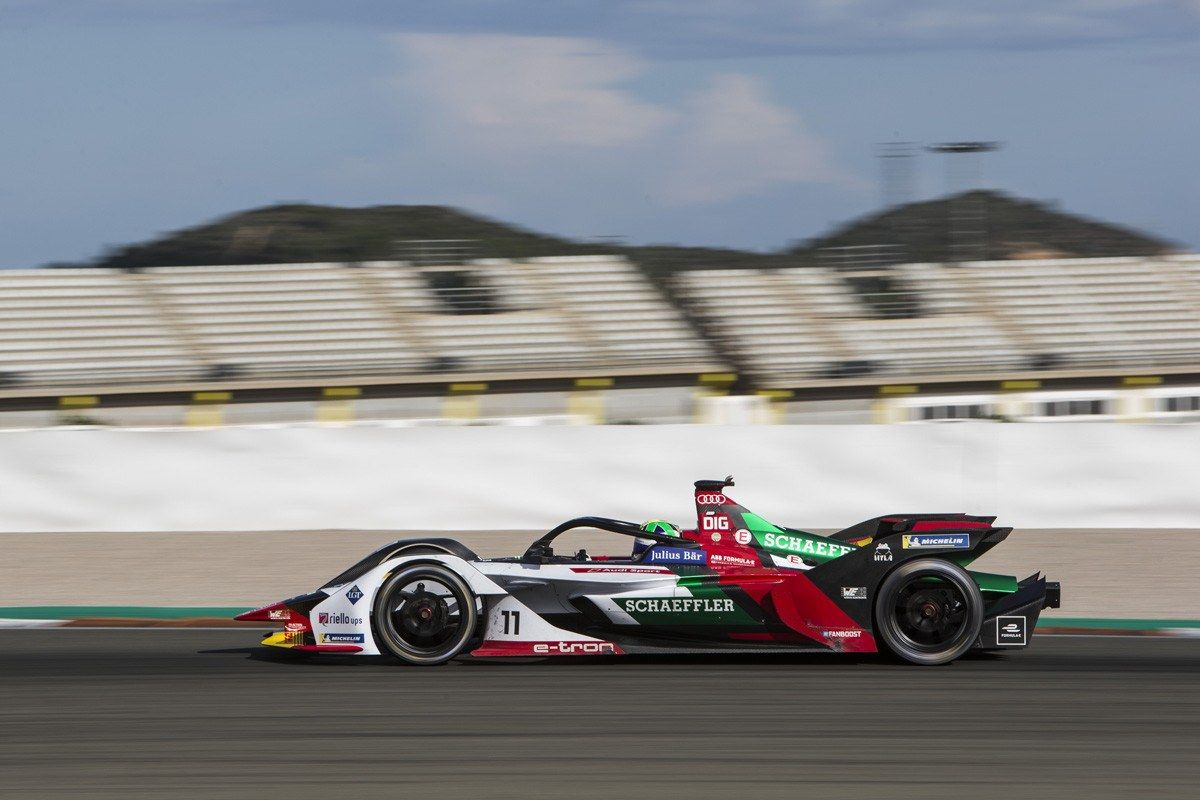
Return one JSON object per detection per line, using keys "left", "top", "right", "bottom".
{"left": 0, "top": 1, "right": 1197, "bottom": 267}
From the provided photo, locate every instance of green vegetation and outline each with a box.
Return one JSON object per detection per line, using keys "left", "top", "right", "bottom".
{"left": 81, "top": 204, "right": 597, "bottom": 270}
{"left": 72, "top": 190, "right": 1171, "bottom": 274}
{"left": 793, "top": 190, "right": 1173, "bottom": 262}
{"left": 59, "top": 191, "right": 1171, "bottom": 323}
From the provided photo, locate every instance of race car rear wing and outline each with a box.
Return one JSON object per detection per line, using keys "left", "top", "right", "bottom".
{"left": 829, "top": 513, "right": 999, "bottom": 545}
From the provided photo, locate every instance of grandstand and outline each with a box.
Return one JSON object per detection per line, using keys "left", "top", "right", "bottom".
{"left": 0, "top": 256, "right": 723, "bottom": 393}
{"left": 672, "top": 255, "right": 1200, "bottom": 387}
{"left": 1, "top": 253, "right": 1199, "bottom": 424}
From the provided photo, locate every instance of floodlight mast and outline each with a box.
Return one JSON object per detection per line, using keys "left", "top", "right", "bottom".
{"left": 927, "top": 141, "right": 1002, "bottom": 263}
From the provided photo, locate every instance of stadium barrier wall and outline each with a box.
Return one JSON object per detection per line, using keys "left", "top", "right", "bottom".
{"left": 1, "top": 423, "right": 1198, "bottom": 533}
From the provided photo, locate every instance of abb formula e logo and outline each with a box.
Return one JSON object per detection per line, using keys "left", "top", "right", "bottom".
{"left": 710, "top": 553, "right": 758, "bottom": 568}
{"left": 696, "top": 493, "right": 728, "bottom": 505}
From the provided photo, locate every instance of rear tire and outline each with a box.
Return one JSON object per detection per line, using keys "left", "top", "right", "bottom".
{"left": 373, "top": 563, "right": 478, "bottom": 665}
{"left": 874, "top": 558, "right": 982, "bottom": 666}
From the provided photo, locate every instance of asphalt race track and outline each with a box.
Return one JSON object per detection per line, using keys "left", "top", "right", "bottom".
{"left": 2, "top": 631, "right": 1198, "bottom": 799}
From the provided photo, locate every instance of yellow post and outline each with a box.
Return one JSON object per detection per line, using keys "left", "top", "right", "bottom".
{"left": 875, "top": 385, "right": 918, "bottom": 424}
{"left": 568, "top": 378, "right": 612, "bottom": 424}
{"left": 57, "top": 396, "right": 99, "bottom": 425}
{"left": 186, "top": 391, "right": 230, "bottom": 427}
{"left": 693, "top": 373, "right": 737, "bottom": 422}
{"left": 755, "top": 389, "right": 793, "bottom": 424}
{"left": 443, "top": 383, "right": 487, "bottom": 421}
{"left": 317, "top": 387, "right": 360, "bottom": 423}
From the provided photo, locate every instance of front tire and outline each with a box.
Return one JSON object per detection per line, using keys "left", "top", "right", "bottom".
{"left": 874, "top": 558, "right": 983, "bottom": 665}
{"left": 373, "top": 564, "right": 478, "bottom": 665}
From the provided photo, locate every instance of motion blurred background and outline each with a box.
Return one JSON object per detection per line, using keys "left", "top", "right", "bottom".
{"left": 1, "top": 0, "right": 1199, "bottom": 610}
{"left": 2, "top": 3, "right": 1198, "bottom": 429}
{"left": 1, "top": 4, "right": 1199, "bottom": 798}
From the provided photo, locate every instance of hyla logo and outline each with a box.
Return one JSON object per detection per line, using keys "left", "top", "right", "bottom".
{"left": 346, "top": 585, "right": 364, "bottom": 605}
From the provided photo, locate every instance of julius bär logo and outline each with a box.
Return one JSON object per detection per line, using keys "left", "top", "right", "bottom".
{"left": 646, "top": 547, "right": 707, "bottom": 565}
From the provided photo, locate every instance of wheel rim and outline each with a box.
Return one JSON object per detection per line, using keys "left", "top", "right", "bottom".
{"left": 382, "top": 575, "right": 466, "bottom": 656}
{"left": 892, "top": 576, "right": 970, "bottom": 651}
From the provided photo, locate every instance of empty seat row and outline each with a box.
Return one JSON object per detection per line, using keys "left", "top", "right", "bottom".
{"left": 0, "top": 258, "right": 721, "bottom": 388}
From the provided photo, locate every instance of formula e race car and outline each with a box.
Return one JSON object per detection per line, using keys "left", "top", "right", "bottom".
{"left": 237, "top": 477, "right": 1060, "bottom": 666}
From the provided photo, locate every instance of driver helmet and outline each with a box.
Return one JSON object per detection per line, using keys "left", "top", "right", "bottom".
{"left": 633, "top": 519, "right": 681, "bottom": 556}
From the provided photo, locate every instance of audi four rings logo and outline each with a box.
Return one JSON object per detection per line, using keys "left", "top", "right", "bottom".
{"left": 696, "top": 493, "right": 727, "bottom": 505}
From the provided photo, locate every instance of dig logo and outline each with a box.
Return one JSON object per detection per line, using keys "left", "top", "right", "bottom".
{"left": 701, "top": 515, "right": 731, "bottom": 533}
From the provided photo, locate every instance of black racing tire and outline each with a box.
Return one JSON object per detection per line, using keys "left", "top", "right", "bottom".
{"left": 372, "top": 563, "right": 478, "bottom": 666}
{"left": 874, "top": 558, "right": 983, "bottom": 666}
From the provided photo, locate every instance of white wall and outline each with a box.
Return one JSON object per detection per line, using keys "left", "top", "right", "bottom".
{"left": 1, "top": 423, "right": 1197, "bottom": 532}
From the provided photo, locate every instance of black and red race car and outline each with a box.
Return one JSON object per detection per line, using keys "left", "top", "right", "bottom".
{"left": 238, "top": 476, "right": 1060, "bottom": 665}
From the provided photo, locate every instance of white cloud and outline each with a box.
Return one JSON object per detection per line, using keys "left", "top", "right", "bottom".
{"left": 660, "top": 73, "right": 849, "bottom": 205}
{"left": 389, "top": 34, "right": 854, "bottom": 207}
{"left": 393, "top": 33, "right": 674, "bottom": 149}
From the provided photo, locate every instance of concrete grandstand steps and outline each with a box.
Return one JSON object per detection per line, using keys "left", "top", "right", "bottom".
{"left": 958, "top": 257, "right": 1200, "bottom": 369}
{"left": 0, "top": 257, "right": 721, "bottom": 390}
{"left": 674, "top": 266, "right": 1028, "bottom": 383}
{"left": 0, "top": 268, "right": 205, "bottom": 386}
{"left": 2, "top": 255, "right": 1194, "bottom": 393}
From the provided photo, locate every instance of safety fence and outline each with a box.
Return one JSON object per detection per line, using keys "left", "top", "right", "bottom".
{"left": 2, "top": 422, "right": 1198, "bottom": 532}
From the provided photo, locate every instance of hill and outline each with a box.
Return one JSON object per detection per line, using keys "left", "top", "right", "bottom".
{"left": 83, "top": 204, "right": 599, "bottom": 270}
{"left": 72, "top": 191, "right": 1174, "bottom": 273}
{"left": 795, "top": 190, "right": 1174, "bottom": 262}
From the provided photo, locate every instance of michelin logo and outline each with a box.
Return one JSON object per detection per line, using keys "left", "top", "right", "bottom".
{"left": 901, "top": 534, "right": 970, "bottom": 550}
{"left": 646, "top": 547, "right": 707, "bottom": 565}
{"left": 319, "top": 633, "right": 365, "bottom": 644}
